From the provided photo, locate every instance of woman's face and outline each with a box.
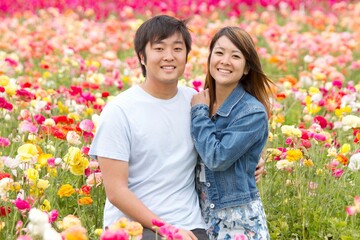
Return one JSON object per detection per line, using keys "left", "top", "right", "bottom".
{"left": 209, "top": 36, "right": 247, "bottom": 89}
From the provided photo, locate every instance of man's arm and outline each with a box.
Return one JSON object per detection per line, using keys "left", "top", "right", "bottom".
{"left": 255, "top": 157, "right": 266, "bottom": 183}
{"left": 98, "top": 156, "right": 198, "bottom": 240}
{"left": 98, "top": 156, "right": 160, "bottom": 229}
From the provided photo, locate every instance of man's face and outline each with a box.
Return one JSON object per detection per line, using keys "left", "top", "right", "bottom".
{"left": 141, "top": 32, "right": 187, "bottom": 86}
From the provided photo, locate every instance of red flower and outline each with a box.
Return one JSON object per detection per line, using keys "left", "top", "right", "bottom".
{"left": 0, "top": 206, "right": 11, "bottom": 217}
{"left": 52, "top": 115, "right": 74, "bottom": 124}
{"left": 16, "top": 89, "right": 36, "bottom": 102}
{"left": 0, "top": 172, "right": 11, "bottom": 180}
{"left": 313, "top": 115, "right": 327, "bottom": 129}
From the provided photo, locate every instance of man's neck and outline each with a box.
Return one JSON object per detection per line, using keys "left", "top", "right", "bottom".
{"left": 140, "top": 81, "right": 178, "bottom": 99}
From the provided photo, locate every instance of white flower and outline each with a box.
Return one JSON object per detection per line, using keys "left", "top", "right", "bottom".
{"left": 276, "top": 160, "right": 294, "bottom": 170}
{"left": 348, "top": 153, "right": 360, "bottom": 172}
{"left": 342, "top": 115, "right": 360, "bottom": 131}
{"left": 66, "top": 131, "right": 82, "bottom": 145}
{"left": 29, "top": 208, "right": 49, "bottom": 225}
{"left": 43, "top": 227, "right": 62, "bottom": 240}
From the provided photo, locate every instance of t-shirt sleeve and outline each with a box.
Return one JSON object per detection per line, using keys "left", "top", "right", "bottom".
{"left": 89, "top": 101, "right": 130, "bottom": 162}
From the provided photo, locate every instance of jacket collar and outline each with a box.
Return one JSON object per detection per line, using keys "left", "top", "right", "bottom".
{"left": 216, "top": 83, "right": 245, "bottom": 117}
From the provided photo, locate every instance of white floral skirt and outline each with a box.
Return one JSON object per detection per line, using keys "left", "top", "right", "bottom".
{"left": 198, "top": 182, "right": 270, "bottom": 240}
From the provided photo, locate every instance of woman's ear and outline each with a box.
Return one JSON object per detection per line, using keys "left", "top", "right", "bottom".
{"left": 140, "top": 55, "right": 145, "bottom": 65}
{"left": 244, "top": 65, "right": 250, "bottom": 75}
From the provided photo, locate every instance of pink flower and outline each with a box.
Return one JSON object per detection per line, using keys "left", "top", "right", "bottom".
{"left": 14, "top": 198, "right": 31, "bottom": 211}
{"left": 49, "top": 209, "right": 59, "bottom": 222}
{"left": 19, "top": 121, "right": 38, "bottom": 134}
{"left": 332, "top": 168, "right": 344, "bottom": 178}
{"left": 312, "top": 133, "right": 326, "bottom": 142}
{"left": 300, "top": 139, "right": 312, "bottom": 149}
{"left": 346, "top": 206, "right": 357, "bottom": 216}
{"left": 34, "top": 114, "right": 46, "bottom": 124}
{"left": 100, "top": 229, "right": 129, "bottom": 240}
{"left": 47, "top": 158, "right": 56, "bottom": 167}
{"left": 158, "top": 225, "right": 183, "bottom": 240}
{"left": 86, "top": 172, "right": 103, "bottom": 187}
{"left": 234, "top": 234, "right": 248, "bottom": 240}
{"left": 16, "top": 236, "right": 32, "bottom": 240}
{"left": 79, "top": 119, "right": 95, "bottom": 133}
{"left": 152, "top": 219, "right": 166, "bottom": 228}
{"left": 346, "top": 196, "right": 360, "bottom": 216}
{"left": 0, "top": 137, "right": 11, "bottom": 147}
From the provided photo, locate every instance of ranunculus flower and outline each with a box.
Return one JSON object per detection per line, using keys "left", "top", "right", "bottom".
{"left": 313, "top": 115, "right": 327, "bottom": 129}
{"left": 63, "top": 147, "right": 89, "bottom": 175}
{"left": 332, "top": 168, "right": 344, "bottom": 178}
{"left": 57, "top": 184, "right": 76, "bottom": 198}
{"left": 86, "top": 172, "right": 102, "bottom": 187}
{"left": 14, "top": 198, "right": 31, "bottom": 211}
{"left": 77, "top": 197, "right": 93, "bottom": 205}
{"left": 66, "top": 131, "right": 82, "bottom": 145}
{"left": 79, "top": 119, "right": 95, "bottom": 132}
{"left": 49, "top": 209, "right": 59, "bottom": 223}
{"left": 286, "top": 149, "right": 303, "bottom": 162}
{"left": 0, "top": 137, "right": 10, "bottom": 147}
{"left": 348, "top": 153, "right": 360, "bottom": 171}
{"left": 16, "top": 143, "right": 39, "bottom": 163}
{"left": 100, "top": 229, "right": 129, "bottom": 240}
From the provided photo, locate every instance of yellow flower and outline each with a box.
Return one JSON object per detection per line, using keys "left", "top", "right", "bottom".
{"left": 5, "top": 85, "right": 16, "bottom": 96}
{"left": 110, "top": 217, "right": 129, "bottom": 230}
{"left": 26, "top": 168, "right": 39, "bottom": 182}
{"left": 40, "top": 199, "right": 51, "bottom": 211}
{"left": 126, "top": 222, "right": 143, "bottom": 236}
{"left": 0, "top": 75, "right": 10, "bottom": 86}
{"left": 37, "top": 179, "right": 50, "bottom": 190}
{"left": 17, "top": 143, "right": 39, "bottom": 162}
{"left": 63, "top": 147, "right": 89, "bottom": 176}
{"left": 303, "top": 159, "right": 314, "bottom": 167}
{"left": 57, "top": 101, "right": 69, "bottom": 114}
{"left": 58, "top": 184, "right": 76, "bottom": 198}
{"left": 340, "top": 143, "right": 351, "bottom": 154}
{"left": 0, "top": 222, "right": 5, "bottom": 231}
{"left": 316, "top": 168, "right": 324, "bottom": 175}
{"left": 286, "top": 149, "right": 303, "bottom": 162}
{"left": 94, "top": 229, "right": 103, "bottom": 236}
{"left": 78, "top": 197, "right": 93, "bottom": 205}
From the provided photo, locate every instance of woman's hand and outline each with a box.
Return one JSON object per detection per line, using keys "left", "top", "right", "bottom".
{"left": 191, "top": 89, "right": 210, "bottom": 107}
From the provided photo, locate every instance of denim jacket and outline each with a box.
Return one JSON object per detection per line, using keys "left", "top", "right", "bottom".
{"left": 191, "top": 83, "right": 268, "bottom": 210}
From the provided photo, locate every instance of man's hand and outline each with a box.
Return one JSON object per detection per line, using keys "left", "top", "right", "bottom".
{"left": 177, "top": 228, "right": 198, "bottom": 240}
{"left": 255, "top": 157, "right": 266, "bottom": 183}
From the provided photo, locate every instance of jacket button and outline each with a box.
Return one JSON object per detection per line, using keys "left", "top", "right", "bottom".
{"left": 209, "top": 203, "right": 215, "bottom": 208}
{"left": 206, "top": 182, "right": 211, "bottom": 187}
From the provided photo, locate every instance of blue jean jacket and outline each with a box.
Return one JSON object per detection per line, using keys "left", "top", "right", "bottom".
{"left": 191, "top": 83, "right": 268, "bottom": 210}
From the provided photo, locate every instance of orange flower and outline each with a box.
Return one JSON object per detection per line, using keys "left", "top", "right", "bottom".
{"left": 78, "top": 197, "right": 93, "bottom": 205}
{"left": 336, "top": 154, "right": 348, "bottom": 166}
{"left": 61, "top": 225, "right": 87, "bottom": 240}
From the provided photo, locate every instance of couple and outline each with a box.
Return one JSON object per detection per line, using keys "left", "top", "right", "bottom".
{"left": 89, "top": 15, "right": 273, "bottom": 240}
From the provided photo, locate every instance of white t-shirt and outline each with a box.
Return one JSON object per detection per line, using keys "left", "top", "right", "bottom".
{"left": 89, "top": 85, "right": 205, "bottom": 230}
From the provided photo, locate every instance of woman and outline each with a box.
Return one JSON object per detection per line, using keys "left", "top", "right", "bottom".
{"left": 191, "top": 26, "right": 273, "bottom": 240}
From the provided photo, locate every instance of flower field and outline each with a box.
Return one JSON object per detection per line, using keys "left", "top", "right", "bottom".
{"left": 0, "top": 0, "right": 359, "bottom": 239}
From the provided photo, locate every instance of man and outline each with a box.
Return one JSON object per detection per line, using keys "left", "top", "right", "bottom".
{"left": 89, "top": 15, "right": 265, "bottom": 240}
